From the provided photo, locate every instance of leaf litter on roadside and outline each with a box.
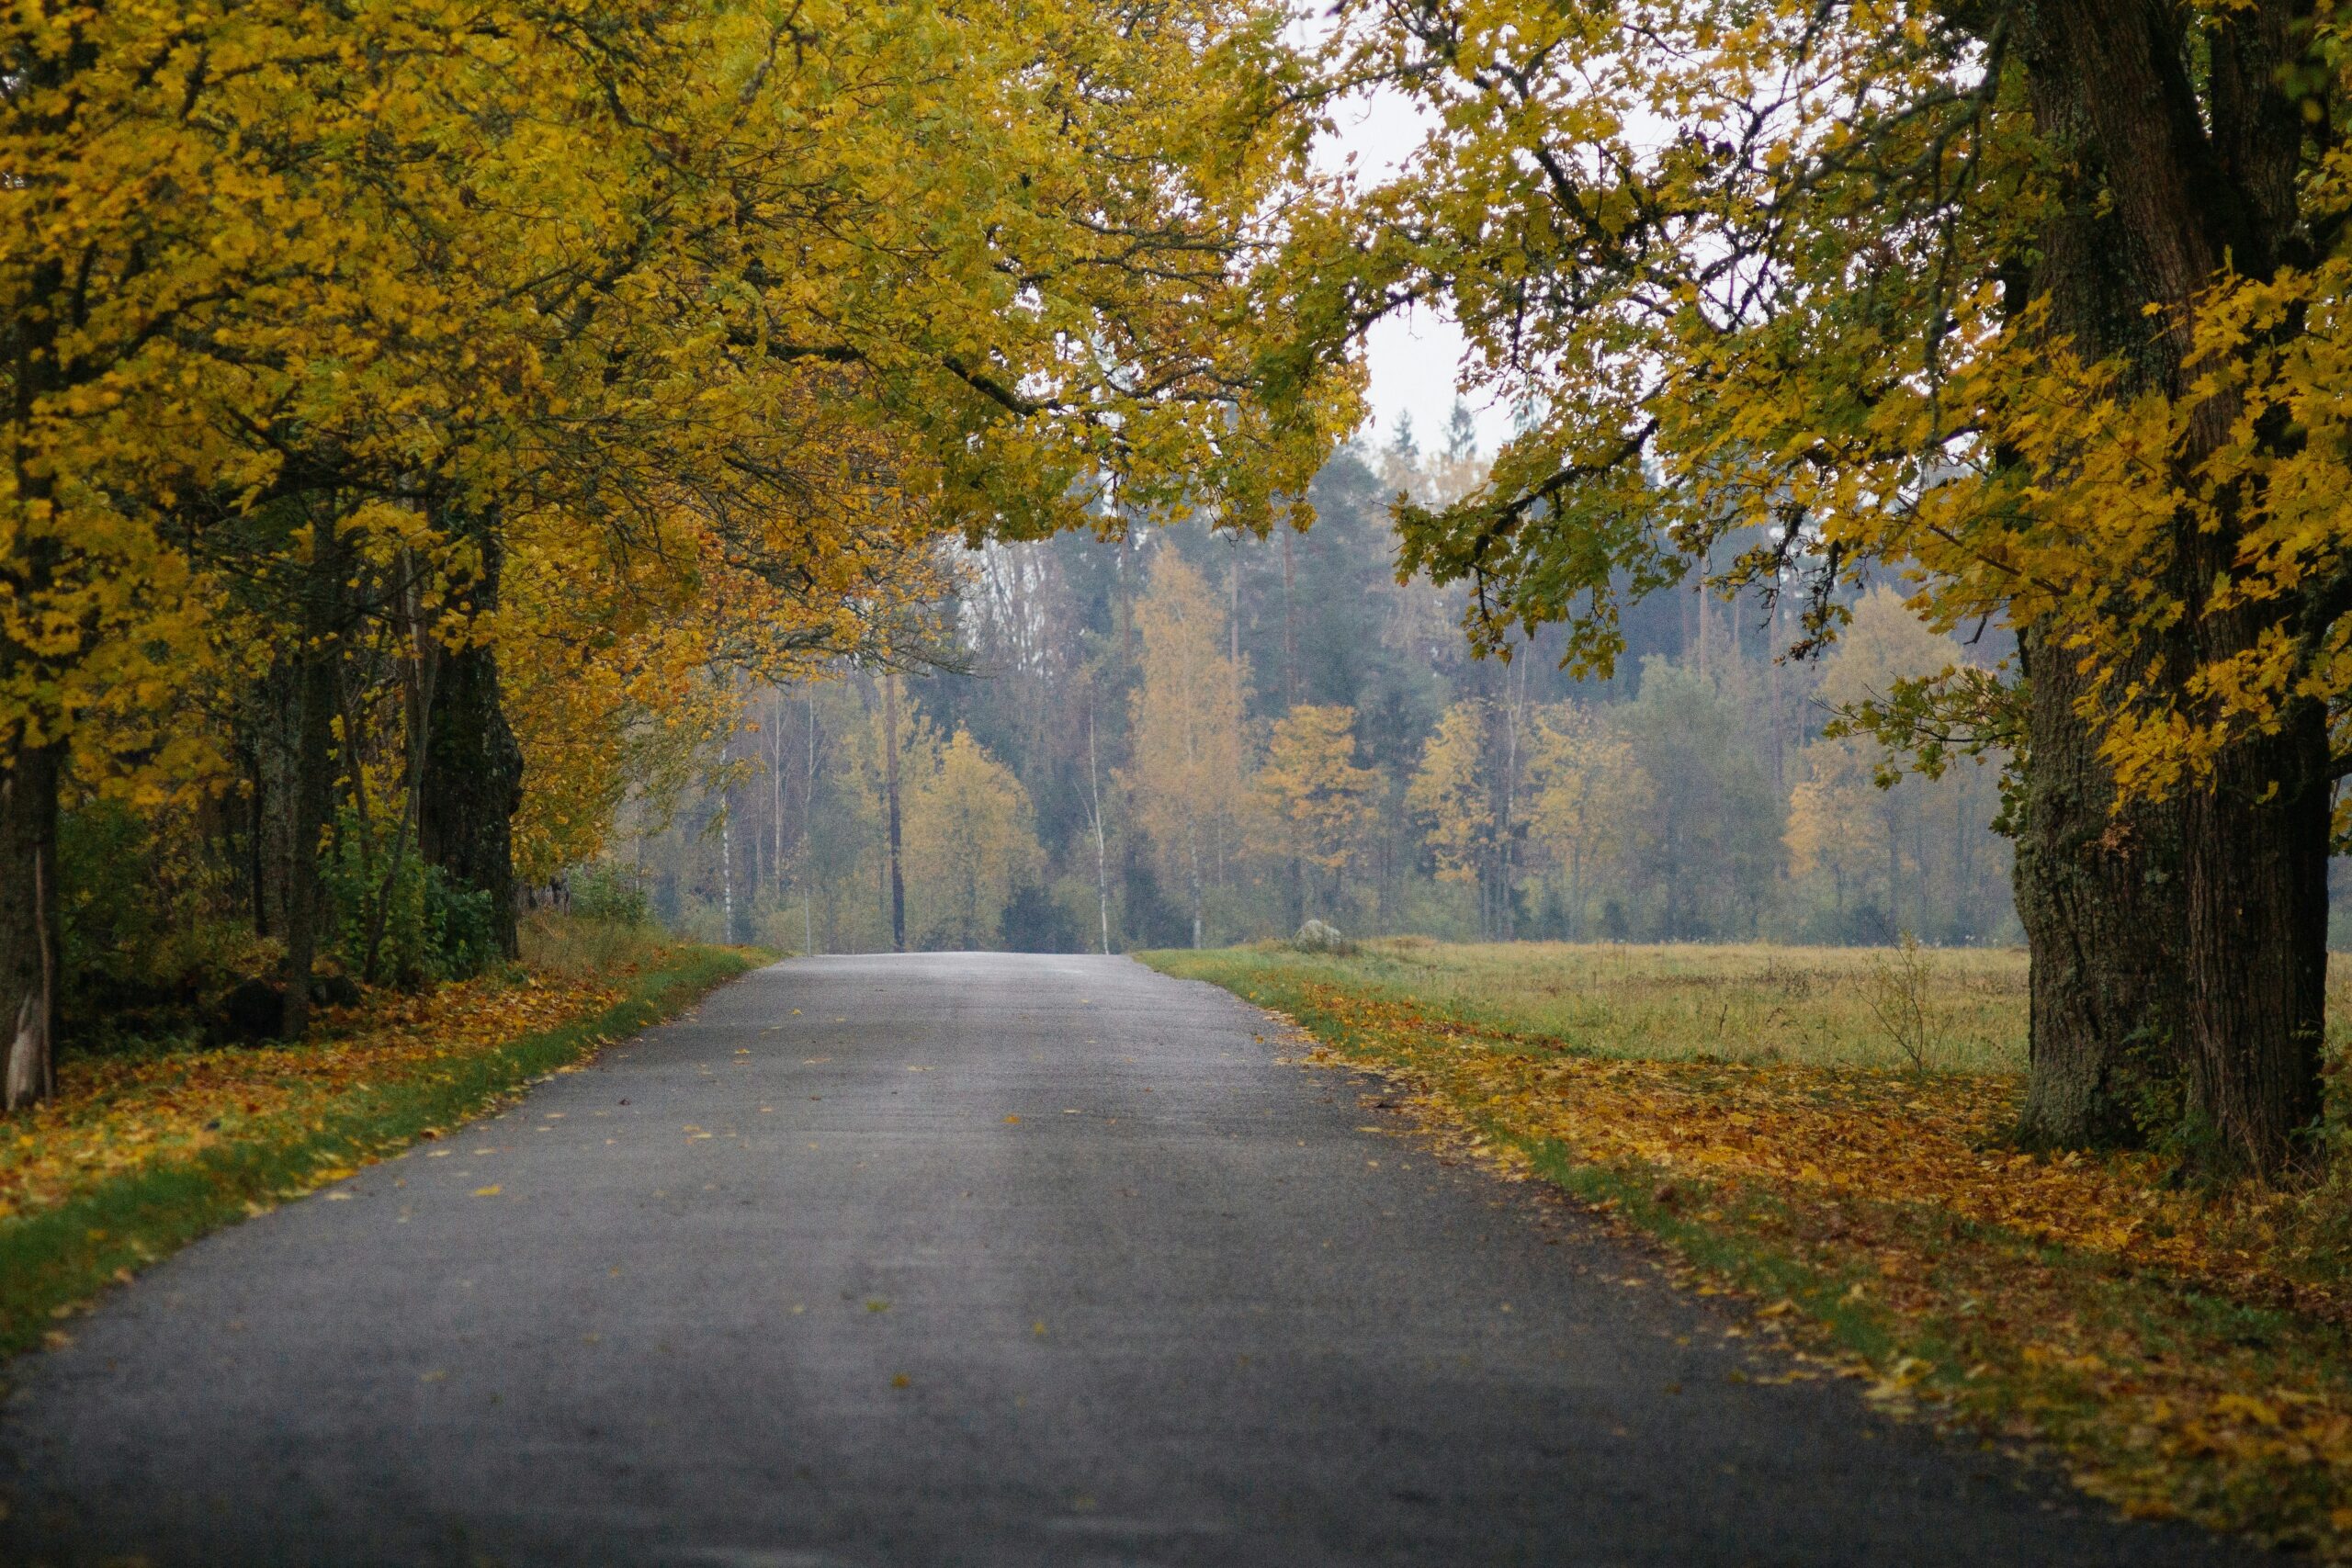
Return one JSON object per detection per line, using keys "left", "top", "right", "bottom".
{"left": 0, "top": 973, "right": 620, "bottom": 1224}
{"left": 1220, "top": 970, "right": 2352, "bottom": 1556}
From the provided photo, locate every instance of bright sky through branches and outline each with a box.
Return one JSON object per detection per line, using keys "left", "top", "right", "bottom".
{"left": 1317, "top": 89, "right": 1518, "bottom": 459}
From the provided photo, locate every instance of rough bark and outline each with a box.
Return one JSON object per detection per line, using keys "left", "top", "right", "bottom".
{"left": 419, "top": 532, "right": 525, "bottom": 961}
{"left": 3, "top": 220, "right": 67, "bottom": 1103}
{"left": 2014, "top": 0, "right": 2328, "bottom": 1173}
{"left": 2009, "top": 626, "right": 2188, "bottom": 1148}
{"left": 2178, "top": 656, "right": 2330, "bottom": 1171}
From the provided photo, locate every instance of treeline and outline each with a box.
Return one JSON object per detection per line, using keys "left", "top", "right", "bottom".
{"left": 633, "top": 432, "right": 2014, "bottom": 953}
{"left": 0, "top": 2, "right": 1347, "bottom": 1107}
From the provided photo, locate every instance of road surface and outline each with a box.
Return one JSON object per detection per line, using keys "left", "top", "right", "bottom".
{"left": 0, "top": 953, "right": 2261, "bottom": 1565}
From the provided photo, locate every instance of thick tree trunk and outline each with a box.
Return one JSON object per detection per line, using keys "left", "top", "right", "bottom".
{"left": 2021, "top": 0, "right": 2322, "bottom": 1175}
{"left": 4, "top": 243, "right": 65, "bottom": 1104}
{"left": 2180, "top": 668, "right": 2330, "bottom": 1174}
{"left": 419, "top": 531, "right": 524, "bottom": 961}
{"left": 419, "top": 637, "right": 524, "bottom": 960}
{"left": 0, "top": 739, "right": 60, "bottom": 1111}
{"left": 2009, "top": 626, "right": 2188, "bottom": 1148}
{"left": 420, "top": 637, "right": 523, "bottom": 960}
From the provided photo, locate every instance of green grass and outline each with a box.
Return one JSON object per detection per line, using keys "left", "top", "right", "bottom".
{"left": 0, "top": 942, "right": 759, "bottom": 1365}
{"left": 1155, "top": 936, "right": 2035, "bottom": 1072}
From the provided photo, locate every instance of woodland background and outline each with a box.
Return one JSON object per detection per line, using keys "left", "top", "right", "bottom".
{"left": 628, "top": 416, "right": 2022, "bottom": 959}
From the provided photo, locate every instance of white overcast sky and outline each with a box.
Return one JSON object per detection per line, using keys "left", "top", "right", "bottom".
{"left": 1317, "top": 86, "right": 1521, "bottom": 459}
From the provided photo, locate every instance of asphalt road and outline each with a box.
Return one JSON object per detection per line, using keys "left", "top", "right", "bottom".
{"left": 0, "top": 953, "right": 2264, "bottom": 1566}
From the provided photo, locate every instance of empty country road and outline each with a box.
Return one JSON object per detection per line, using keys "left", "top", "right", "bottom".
{"left": 0, "top": 953, "right": 2260, "bottom": 1566}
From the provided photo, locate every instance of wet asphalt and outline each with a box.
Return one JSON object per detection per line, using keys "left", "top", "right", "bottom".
{"left": 0, "top": 952, "right": 2268, "bottom": 1565}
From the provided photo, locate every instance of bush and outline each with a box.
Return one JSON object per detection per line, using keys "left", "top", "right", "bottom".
{"left": 321, "top": 808, "right": 499, "bottom": 988}
{"left": 59, "top": 799, "right": 260, "bottom": 1024}
{"left": 569, "top": 863, "right": 651, "bottom": 927}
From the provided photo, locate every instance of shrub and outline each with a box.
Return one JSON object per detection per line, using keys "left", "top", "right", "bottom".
{"left": 321, "top": 807, "right": 498, "bottom": 988}
{"left": 569, "top": 863, "right": 651, "bottom": 927}
{"left": 59, "top": 799, "right": 257, "bottom": 1023}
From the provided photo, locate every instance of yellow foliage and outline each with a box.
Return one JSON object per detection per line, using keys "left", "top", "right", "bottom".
{"left": 1121, "top": 551, "right": 1247, "bottom": 938}
{"left": 1250, "top": 705, "right": 1379, "bottom": 876}
{"left": 1523, "top": 702, "right": 1641, "bottom": 915}
{"left": 902, "top": 729, "right": 1041, "bottom": 949}
{"left": 2, "top": 0, "right": 1361, "bottom": 918}
{"left": 1406, "top": 699, "right": 1505, "bottom": 885}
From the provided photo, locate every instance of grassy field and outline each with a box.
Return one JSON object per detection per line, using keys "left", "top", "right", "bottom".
{"left": 1146, "top": 937, "right": 2352, "bottom": 1556}
{"left": 1176, "top": 937, "right": 2035, "bottom": 1072}
{"left": 1178, "top": 936, "right": 2352, "bottom": 1076}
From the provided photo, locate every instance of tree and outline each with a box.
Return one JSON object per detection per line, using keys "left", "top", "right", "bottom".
{"left": 1616, "top": 663, "right": 1779, "bottom": 942}
{"left": 1407, "top": 698, "right": 1524, "bottom": 938}
{"left": 1123, "top": 552, "right": 1247, "bottom": 947}
{"left": 1279, "top": 0, "right": 2352, "bottom": 1172}
{"left": 1797, "top": 591, "right": 1970, "bottom": 942}
{"left": 1525, "top": 703, "right": 1641, "bottom": 941}
{"left": 903, "top": 729, "right": 1039, "bottom": 950}
{"left": 2, "top": 0, "right": 1364, "bottom": 1100}
{"left": 1251, "top": 705, "right": 1380, "bottom": 917}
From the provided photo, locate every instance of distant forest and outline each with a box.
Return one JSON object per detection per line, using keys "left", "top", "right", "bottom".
{"left": 627, "top": 419, "right": 2035, "bottom": 954}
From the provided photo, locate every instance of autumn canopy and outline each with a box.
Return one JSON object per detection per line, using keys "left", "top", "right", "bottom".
{"left": 6, "top": 0, "right": 2352, "bottom": 1185}
{"left": 0, "top": 0, "right": 1353, "bottom": 1098}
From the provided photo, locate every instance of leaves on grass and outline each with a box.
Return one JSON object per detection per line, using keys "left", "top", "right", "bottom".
{"left": 0, "top": 974, "right": 618, "bottom": 1224}
{"left": 1200, "top": 963, "right": 2352, "bottom": 1557}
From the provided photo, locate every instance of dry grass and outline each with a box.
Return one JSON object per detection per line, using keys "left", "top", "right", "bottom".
{"left": 517, "top": 911, "right": 680, "bottom": 980}
{"left": 1216, "top": 937, "right": 2033, "bottom": 1072}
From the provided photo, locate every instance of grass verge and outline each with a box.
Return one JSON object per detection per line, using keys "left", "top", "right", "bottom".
{"left": 0, "top": 940, "right": 761, "bottom": 1364}
{"left": 1145, "top": 942, "right": 2352, "bottom": 1557}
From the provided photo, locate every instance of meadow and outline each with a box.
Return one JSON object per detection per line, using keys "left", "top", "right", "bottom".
{"left": 1190, "top": 938, "right": 2035, "bottom": 1072}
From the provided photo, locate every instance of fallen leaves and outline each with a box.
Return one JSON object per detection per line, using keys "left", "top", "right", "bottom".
{"left": 1187, "top": 960, "right": 2352, "bottom": 1559}
{"left": 0, "top": 972, "right": 619, "bottom": 1226}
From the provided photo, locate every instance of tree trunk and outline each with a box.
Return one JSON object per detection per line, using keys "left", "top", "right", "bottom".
{"left": 3, "top": 241, "right": 66, "bottom": 1106}
{"left": 1997, "top": 15, "right": 2223, "bottom": 1154}
{"left": 1087, "top": 705, "right": 1113, "bottom": 955}
{"left": 2179, "top": 652, "right": 2330, "bottom": 1174}
{"left": 2011, "top": 0, "right": 2324, "bottom": 1172}
{"left": 2009, "top": 624, "right": 2188, "bottom": 1149}
{"left": 280, "top": 516, "right": 348, "bottom": 1039}
{"left": 880, "top": 671, "right": 906, "bottom": 953}
{"left": 252, "top": 666, "right": 297, "bottom": 942}
{"left": 419, "top": 530, "right": 524, "bottom": 961}
{"left": 0, "top": 740, "right": 60, "bottom": 1110}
